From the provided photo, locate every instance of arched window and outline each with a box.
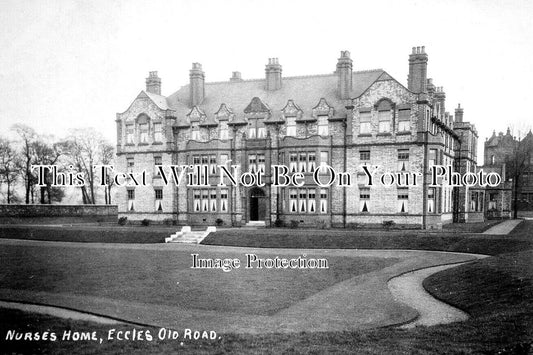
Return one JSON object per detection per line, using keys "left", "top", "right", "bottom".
{"left": 136, "top": 114, "right": 150, "bottom": 144}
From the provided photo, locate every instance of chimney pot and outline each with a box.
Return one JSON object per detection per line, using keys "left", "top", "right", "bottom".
{"left": 408, "top": 46, "right": 428, "bottom": 93}
{"left": 190, "top": 62, "right": 205, "bottom": 106}
{"left": 265, "top": 57, "right": 282, "bottom": 90}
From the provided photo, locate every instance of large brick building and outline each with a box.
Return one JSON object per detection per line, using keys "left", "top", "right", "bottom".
{"left": 115, "top": 46, "right": 480, "bottom": 229}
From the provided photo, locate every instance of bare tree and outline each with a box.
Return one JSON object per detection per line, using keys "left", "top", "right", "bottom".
{"left": 100, "top": 142, "right": 115, "bottom": 205}
{"left": 0, "top": 136, "right": 20, "bottom": 203}
{"left": 63, "top": 128, "right": 113, "bottom": 204}
{"left": 32, "top": 136, "right": 66, "bottom": 204}
{"left": 11, "top": 124, "right": 37, "bottom": 204}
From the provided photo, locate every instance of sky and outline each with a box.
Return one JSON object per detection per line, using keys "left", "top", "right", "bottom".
{"left": 0, "top": 0, "right": 532, "bottom": 164}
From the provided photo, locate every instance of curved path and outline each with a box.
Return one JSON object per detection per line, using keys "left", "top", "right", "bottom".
{"left": 0, "top": 239, "right": 486, "bottom": 333}
{"left": 388, "top": 262, "right": 482, "bottom": 328}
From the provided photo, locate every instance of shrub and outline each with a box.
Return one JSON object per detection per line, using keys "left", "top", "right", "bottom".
{"left": 289, "top": 220, "right": 299, "bottom": 229}
{"left": 383, "top": 220, "right": 396, "bottom": 229}
{"left": 163, "top": 218, "right": 174, "bottom": 226}
{"left": 118, "top": 216, "right": 128, "bottom": 226}
{"left": 215, "top": 218, "right": 224, "bottom": 226}
{"left": 141, "top": 219, "right": 150, "bottom": 226}
{"left": 274, "top": 219, "right": 285, "bottom": 228}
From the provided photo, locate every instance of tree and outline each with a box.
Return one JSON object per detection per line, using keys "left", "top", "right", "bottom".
{"left": 0, "top": 136, "right": 20, "bottom": 203}
{"left": 505, "top": 130, "right": 533, "bottom": 219}
{"left": 11, "top": 124, "right": 37, "bottom": 204}
{"left": 100, "top": 142, "right": 115, "bottom": 205}
{"left": 32, "top": 136, "right": 66, "bottom": 204}
{"left": 63, "top": 128, "right": 113, "bottom": 204}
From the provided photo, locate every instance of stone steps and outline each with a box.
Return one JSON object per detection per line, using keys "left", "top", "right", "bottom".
{"left": 243, "top": 221, "right": 266, "bottom": 229}
{"left": 165, "top": 226, "right": 216, "bottom": 244}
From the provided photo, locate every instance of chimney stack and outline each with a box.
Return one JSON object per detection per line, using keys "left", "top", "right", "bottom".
{"left": 146, "top": 71, "right": 161, "bottom": 95}
{"left": 265, "top": 58, "right": 282, "bottom": 91}
{"left": 336, "top": 50, "right": 353, "bottom": 100}
{"left": 408, "top": 46, "right": 428, "bottom": 93}
{"left": 230, "top": 71, "right": 243, "bottom": 82}
{"left": 190, "top": 63, "right": 205, "bottom": 106}
{"left": 455, "top": 103, "right": 464, "bottom": 123}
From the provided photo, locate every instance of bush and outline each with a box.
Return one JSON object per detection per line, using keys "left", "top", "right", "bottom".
{"left": 289, "top": 220, "right": 299, "bottom": 229}
{"left": 383, "top": 220, "right": 396, "bottom": 229}
{"left": 118, "top": 216, "right": 128, "bottom": 226}
{"left": 215, "top": 218, "right": 224, "bottom": 226}
{"left": 163, "top": 218, "right": 174, "bottom": 226}
{"left": 274, "top": 219, "right": 285, "bottom": 228}
{"left": 141, "top": 219, "right": 150, "bottom": 226}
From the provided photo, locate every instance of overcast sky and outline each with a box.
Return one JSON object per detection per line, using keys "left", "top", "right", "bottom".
{"left": 1, "top": 0, "right": 532, "bottom": 164}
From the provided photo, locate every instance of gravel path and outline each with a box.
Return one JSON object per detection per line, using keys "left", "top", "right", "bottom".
{"left": 388, "top": 259, "right": 486, "bottom": 328}
{"left": 0, "top": 300, "right": 124, "bottom": 325}
{"left": 482, "top": 219, "right": 522, "bottom": 235}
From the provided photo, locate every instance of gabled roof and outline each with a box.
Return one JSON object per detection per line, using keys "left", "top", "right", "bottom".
{"left": 165, "top": 69, "right": 388, "bottom": 119}
{"left": 143, "top": 91, "right": 170, "bottom": 110}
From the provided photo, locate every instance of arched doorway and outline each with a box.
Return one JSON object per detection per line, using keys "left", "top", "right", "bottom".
{"left": 249, "top": 187, "right": 266, "bottom": 221}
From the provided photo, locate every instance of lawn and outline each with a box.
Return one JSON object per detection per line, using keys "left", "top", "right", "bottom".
{"left": 1, "top": 220, "right": 532, "bottom": 354}
{"left": 0, "top": 243, "right": 396, "bottom": 317}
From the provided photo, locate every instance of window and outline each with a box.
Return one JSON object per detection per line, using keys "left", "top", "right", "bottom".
{"left": 299, "top": 189, "right": 307, "bottom": 212}
{"left": 378, "top": 110, "right": 391, "bottom": 133}
{"left": 318, "top": 116, "right": 328, "bottom": 136}
{"left": 360, "top": 112, "right": 371, "bottom": 134}
{"left": 398, "top": 188, "right": 408, "bottom": 213}
{"left": 286, "top": 116, "right": 296, "bottom": 136}
{"left": 220, "top": 154, "right": 229, "bottom": 166}
{"left": 127, "top": 189, "right": 135, "bottom": 211}
{"left": 155, "top": 188, "right": 163, "bottom": 212}
{"left": 398, "top": 149, "right": 409, "bottom": 171}
{"left": 207, "top": 155, "right": 215, "bottom": 174}
{"left": 248, "top": 119, "right": 266, "bottom": 139}
{"left": 126, "top": 124, "right": 135, "bottom": 144}
{"left": 153, "top": 123, "right": 163, "bottom": 142}
{"left": 289, "top": 153, "right": 298, "bottom": 173}
{"left": 289, "top": 188, "right": 298, "bottom": 213}
{"left": 201, "top": 190, "right": 209, "bottom": 212}
{"left": 428, "top": 188, "right": 435, "bottom": 213}
{"left": 398, "top": 109, "right": 410, "bottom": 132}
{"left": 154, "top": 156, "right": 162, "bottom": 176}
{"left": 360, "top": 150, "right": 370, "bottom": 162}
{"left": 248, "top": 154, "right": 257, "bottom": 173}
{"left": 308, "top": 152, "right": 316, "bottom": 172}
{"left": 491, "top": 155, "right": 495, "bottom": 165}
{"left": 308, "top": 189, "right": 316, "bottom": 213}
{"left": 220, "top": 188, "right": 228, "bottom": 212}
{"left": 258, "top": 154, "right": 265, "bottom": 173}
{"left": 127, "top": 157, "right": 134, "bottom": 169}
{"left": 360, "top": 187, "right": 370, "bottom": 212}
{"left": 139, "top": 123, "right": 149, "bottom": 143}
{"left": 220, "top": 126, "right": 229, "bottom": 140}
{"left": 320, "top": 151, "right": 329, "bottom": 173}
{"left": 210, "top": 189, "right": 217, "bottom": 212}
{"left": 193, "top": 190, "right": 201, "bottom": 212}
{"left": 429, "top": 149, "right": 437, "bottom": 167}
{"left": 191, "top": 124, "right": 200, "bottom": 140}
{"left": 299, "top": 153, "right": 307, "bottom": 173}
{"left": 320, "top": 188, "right": 328, "bottom": 213}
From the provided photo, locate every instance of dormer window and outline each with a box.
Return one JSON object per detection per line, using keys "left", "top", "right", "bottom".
{"left": 286, "top": 116, "right": 296, "bottom": 136}
{"left": 191, "top": 123, "right": 200, "bottom": 140}
{"left": 318, "top": 115, "right": 329, "bottom": 136}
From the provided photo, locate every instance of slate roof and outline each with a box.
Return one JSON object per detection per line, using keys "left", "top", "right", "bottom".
{"left": 164, "top": 69, "right": 387, "bottom": 120}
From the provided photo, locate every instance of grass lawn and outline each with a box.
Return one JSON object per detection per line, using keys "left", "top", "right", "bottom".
{"left": 1, "top": 220, "right": 532, "bottom": 353}
{"left": 0, "top": 244, "right": 395, "bottom": 316}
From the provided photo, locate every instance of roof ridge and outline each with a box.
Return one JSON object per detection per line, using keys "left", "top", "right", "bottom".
{"left": 201, "top": 69, "right": 385, "bottom": 85}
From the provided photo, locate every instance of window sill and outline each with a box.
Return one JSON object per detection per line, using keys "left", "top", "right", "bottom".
{"left": 396, "top": 131, "right": 411, "bottom": 136}
{"left": 125, "top": 143, "right": 135, "bottom": 146}
{"left": 138, "top": 143, "right": 149, "bottom": 146}
{"left": 152, "top": 141, "right": 163, "bottom": 145}
{"left": 376, "top": 133, "right": 392, "bottom": 136}
{"left": 357, "top": 134, "right": 372, "bottom": 137}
